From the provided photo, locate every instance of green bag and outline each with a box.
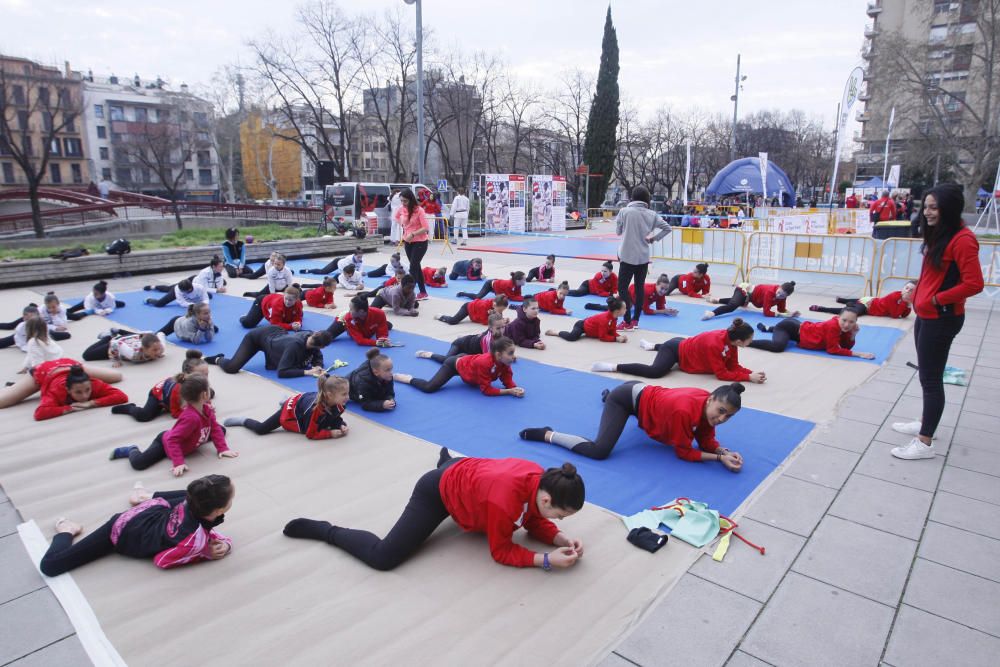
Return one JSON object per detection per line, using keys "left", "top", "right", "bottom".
{"left": 622, "top": 498, "right": 721, "bottom": 548}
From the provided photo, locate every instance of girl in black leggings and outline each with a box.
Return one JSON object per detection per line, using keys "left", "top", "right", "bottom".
{"left": 111, "top": 350, "right": 209, "bottom": 422}
{"left": 282, "top": 449, "right": 585, "bottom": 570}
{"left": 749, "top": 307, "right": 876, "bottom": 359}
{"left": 205, "top": 326, "right": 332, "bottom": 378}
{"left": 394, "top": 336, "right": 523, "bottom": 397}
{"left": 0, "top": 305, "right": 71, "bottom": 349}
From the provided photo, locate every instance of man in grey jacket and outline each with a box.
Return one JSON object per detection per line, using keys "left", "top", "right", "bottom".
{"left": 616, "top": 185, "right": 672, "bottom": 329}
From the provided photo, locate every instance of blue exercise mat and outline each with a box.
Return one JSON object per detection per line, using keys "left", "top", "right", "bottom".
{"left": 103, "top": 292, "right": 814, "bottom": 517}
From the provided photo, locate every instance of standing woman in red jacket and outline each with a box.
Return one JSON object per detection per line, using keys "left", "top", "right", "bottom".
{"left": 545, "top": 296, "right": 628, "bottom": 343}
{"left": 394, "top": 336, "right": 524, "bottom": 397}
{"left": 749, "top": 307, "right": 876, "bottom": 359}
{"left": 396, "top": 188, "right": 431, "bottom": 300}
{"left": 891, "top": 184, "right": 984, "bottom": 460}
{"left": 0, "top": 359, "right": 126, "bottom": 419}
{"left": 283, "top": 449, "right": 585, "bottom": 571}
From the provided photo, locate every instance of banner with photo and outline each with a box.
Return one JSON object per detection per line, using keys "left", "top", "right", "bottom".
{"left": 530, "top": 175, "right": 553, "bottom": 231}
{"left": 483, "top": 174, "right": 510, "bottom": 232}
{"left": 551, "top": 176, "right": 567, "bottom": 232}
{"left": 507, "top": 174, "right": 527, "bottom": 233}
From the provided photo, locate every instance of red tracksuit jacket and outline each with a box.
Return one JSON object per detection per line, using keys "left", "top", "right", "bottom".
{"left": 629, "top": 283, "right": 665, "bottom": 315}
{"left": 423, "top": 267, "right": 447, "bottom": 287}
{"left": 33, "top": 358, "right": 128, "bottom": 420}
{"left": 636, "top": 386, "right": 721, "bottom": 462}
{"left": 341, "top": 307, "right": 390, "bottom": 346}
{"left": 278, "top": 392, "right": 346, "bottom": 440}
{"left": 491, "top": 279, "right": 523, "bottom": 302}
{"left": 535, "top": 289, "right": 568, "bottom": 315}
{"left": 912, "top": 227, "right": 984, "bottom": 319}
{"left": 677, "top": 272, "right": 711, "bottom": 298}
{"left": 587, "top": 271, "right": 618, "bottom": 297}
{"left": 582, "top": 311, "right": 619, "bottom": 342}
{"left": 467, "top": 298, "right": 497, "bottom": 325}
{"left": 679, "top": 329, "right": 752, "bottom": 381}
{"left": 304, "top": 286, "right": 334, "bottom": 308}
{"left": 747, "top": 284, "right": 787, "bottom": 317}
{"left": 863, "top": 291, "right": 910, "bottom": 318}
{"left": 798, "top": 317, "right": 856, "bottom": 356}
{"left": 261, "top": 293, "right": 303, "bottom": 330}
{"left": 150, "top": 376, "right": 184, "bottom": 418}
{"left": 455, "top": 353, "right": 516, "bottom": 396}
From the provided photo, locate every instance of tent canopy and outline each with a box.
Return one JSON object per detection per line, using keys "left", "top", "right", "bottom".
{"left": 857, "top": 176, "right": 886, "bottom": 189}
{"left": 705, "top": 157, "right": 795, "bottom": 201}
{"left": 978, "top": 187, "right": 990, "bottom": 197}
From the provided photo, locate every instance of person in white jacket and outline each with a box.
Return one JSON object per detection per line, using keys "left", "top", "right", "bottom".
{"left": 143, "top": 278, "right": 209, "bottom": 308}
{"left": 451, "top": 188, "right": 470, "bottom": 245}
{"left": 389, "top": 189, "right": 403, "bottom": 244}
{"left": 66, "top": 281, "right": 125, "bottom": 320}
{"left": 338, "top": 264, "right": 365, "bottom": 292}
{"left": 20, "top": 318, "right": 64, "bottom": 372}
{"left": 194, "top": 256, "right": 228, "bottom": 294}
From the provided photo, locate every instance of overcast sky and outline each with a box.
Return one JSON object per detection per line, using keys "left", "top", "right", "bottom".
{"left": 2, "top": 0, "right": 871, "bottom": 128}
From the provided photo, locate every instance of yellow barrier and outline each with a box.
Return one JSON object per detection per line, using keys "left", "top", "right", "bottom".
{"left": 745, "top": 231, "right": 878, "bottom": 295}
{"left": 651, "top": 228, "right": 747, "bottom": 283}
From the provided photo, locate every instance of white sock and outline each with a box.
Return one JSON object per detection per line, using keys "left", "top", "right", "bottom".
{"left": 591, "top": 361, "right": 616, "bottom": 372}
{"left": 639, "top": 339, "right": 655, "bottom": 351}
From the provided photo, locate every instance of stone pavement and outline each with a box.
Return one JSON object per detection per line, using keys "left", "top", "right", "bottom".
{"left": 601, "top": 296, "right": 1000, "bottom": 667}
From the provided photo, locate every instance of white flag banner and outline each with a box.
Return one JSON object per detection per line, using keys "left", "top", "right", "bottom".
{"left": 830, "top": 67, "right": 866, "bottom": 202}
{"left": 758, "top": 152, "right": 768, "bottom": 200}
{"left": 883, "top": 106, "right": 896, "bottom": 183}
{"left": 683, "top": 140, "right": 691, "bottom": 206}
{"left": 887, "top": 164, "right": 900, "bottom": 188}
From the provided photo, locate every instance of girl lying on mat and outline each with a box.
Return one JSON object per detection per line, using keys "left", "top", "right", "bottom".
{"left": 749, "top": 306, "right": 876, "bottom": 359}
{"left": 420, "top": 311, "right": 507, "bottom": 359}
{"left": 0, "top": 359, "right": 126, "bottom": 420}
{"left": 82, "top": 329, "right": 167, "bottom": 367}
{"left": 66, "top": 280, "right": 126, "bottom": 320}
{"left": 809, "top": 281, "right": 914, "bottom": 319}
{"left": 566, "top": 260, "right": 617, "bottom": 298}
{"left": 663, "top": 262, "right": 712, "bottom": 300}
{"left": 449, "top": 257, "right": 483, "bottom": 281}
{"left": 301, "top": 277, "right": 337, "bottom": 309}
{"left": 457, "top": 271, "right": 526, "bottom": 302}
{"left": 504, "top": 295, "right": 545, "bottom": 350}
{"left": 583, "top": 273, "right": 678, "bottom": 318}
{"left": 348, "top": 348, "right": 396, "bottom": 412}
{"left": 546, "top": 297, "right": 628, "bottom": 344}
{"left": 520, "top": 381, "right": 746, "bottom": 472}
{"left": 702, "top": 281, "right": 798, "bottom": 321}
{"left": 110, "top": 375, "right": 236, "bottom": 477}
{"left": 240, "top": 286, "right": 303, "bottom": 331}
{"left": 592, "top": 319, "right": 766, "bottom": 384}
{"left": 283, "top": 449, "right": 584, "bottom": 571}
{"left": 535, "top": 281, "right": 572, "bottom": 316}
{"left": 526, "top": 253, "right": 556, "bottom": 283}
{"left": 112, "top": 350, "right": 210, "bottom": 422}
{"left": 206, "top": 325, "right": 331, "bottom": 378}
{"left": 39, "top": 474, "right": 235, "bottom": 576}
{"left": 436, "top": 294, "right": 508, "bottom": 326}
{"left": 394, "top": 336, "right": 524, "bottom": 397}
{"left": 326, "top": 295, "right": 395, "bottom": 347}
{"left": 157, "top": 302, "right": 217, "bottom": 344}
{"left": 225, "top": 373, "right": 351, "bottom": 438}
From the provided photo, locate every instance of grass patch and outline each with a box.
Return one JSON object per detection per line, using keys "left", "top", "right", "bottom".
{"left": 0, "top": 224, "right": 318, "bottom": 260}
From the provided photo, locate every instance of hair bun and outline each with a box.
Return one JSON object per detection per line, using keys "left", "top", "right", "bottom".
{"left": 185, "top": 349, "right": 204, "bottom": 360}
{"left": 731, "top": 383, "right": 746, "bottom": 395}
{"left": 560, "top": 462, "right": 577, "bottom": 478}
{"left": 789, "top": 280, "right": 796, "bottom": 286}
{"left": 732, "top": 317, "right": 744, "bottom": 327}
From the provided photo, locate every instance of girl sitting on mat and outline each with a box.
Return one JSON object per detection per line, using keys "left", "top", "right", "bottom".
{"left": 337, "top": 264, "right": 364, "bottom": 292}
{"left": 536, "top": 281, "right": 572, "bottom": 316}
{"left": 567, "top": 260, "right": 617, "bottom": 298}
{"left": 265, "top": 253, "right": 295, "bottom": 295}
{"left": 207, "top": 325, "right": 331, "bottom": 378}
{"left": 20, "top": 317, "right": 64, "bottom": 373}
{"left": 39, "top": 474, "right": 235, "bottom": 576}
{"left": 526, "top": 254, "right": 557, "bottom": 283}
{"left": 663, "top": 263, "right": 712, "bottom": 299}
{"left": 41, "top": 292, "right": 71, "bottom": 334}
{"left": 422, "top": 266, "right": 448, "bottom": 288}
{"left": 366, "top": 252, "right": 407, "bottom": 279}
{"left": 193, "top": 256, "right": 228, "bottom": 295}
{"left": 809, "top": 281, "right": 914, "bottom": 319}
{"left": 457, "top": 271, "right": 526, "bottom": 302}
{"left": 327, "top": 295, "right": 394, "bottom": 347}
{"left": 394, "top": 336, "right": 524, "bottom": 397}
{"left": 592, "top": 319, "right": 765, "bottom": 383}
{"left": 520, "top": 381, "right": 746, "bottom": 471}
{"left": 222, "top": 227, "right": 254, "bottom": 277}
{"left": 225, "top": 373, "right": 350, "bottom": 439}
{"left": 241, "top": 251, "right": 282, "bottom": 296}
{"left": 449, "top": 257, "right": 483, "bottom": 281}
{"left": 545, "top": 296, "right": 628, "bottom": 344}
{"left": 112, "top": 350, "right": 209, "bottom": 422}
{"left": 0, "top": 359, "right": 126, "bottom": 420}
{"left": 420, "top": 311, "right": 507, "bottom": 359}
{"left": 371, "top": 275, "right": 419, "bottom": 316}
{"left": 283, "top": 449, "right": 585, "bottom": 571}
{"left": 66, "top": 280, "right": 126, "bottom": 320}
{"left": 749, "top": 306, "right": 876, "bottom": 359}
{"left": 435, "top": 294, "right": 509, "bottom": 326}
{"left": 0, "top": 305, "right": 71, "bottom": 350}
{"left": 240, "top": 286, "right": 303, "bottom": 330}
{"left": 157, "top": 302, "right": 217, "bottom": 344}
{"left": 303, "top": 277, "right": 337, "bottom": 309}
{"left": 143, "top": 277, "right": 210, "bottom": 308}
{"left": 348, "top": 348, "right": 396, "bottom": 412}
{"left": 110, "top": 375, "right": 236, "bottom": 476}
{"left": 504, "top": 295, "right": 545, "bottom": 350}
{"left": 82, "top": 330, "right": 166, "bottom": 367}
{"left": 702, "top": 281, "right": 798, "bottom": 321}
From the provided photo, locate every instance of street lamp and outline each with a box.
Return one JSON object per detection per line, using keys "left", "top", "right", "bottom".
{"left": 729, "top": 54, "right": 747, "bottom": 163}
{"left": 403, "top": 0, "right": 425, "bottom": 186}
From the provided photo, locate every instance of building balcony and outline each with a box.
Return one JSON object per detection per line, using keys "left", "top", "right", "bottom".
{"left": 864, "top": 24, "right": 879, "bottom": 39}
{"left": 861, "top": 48, "right": 877, "bottom": 60}
{"left": 858, "top": 92, "right": 871, "bottom": 102}
{"left": 867, "top": 2, "right": 882, "bottom": 17}
{"left": 856, "top": 111, "right": 871, "bottom": 122}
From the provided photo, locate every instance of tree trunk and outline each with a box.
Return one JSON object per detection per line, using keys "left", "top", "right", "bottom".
{"left": 29, "top": 181, "right": 45, "bottom": 238}
{"left": 171, "top": 197, "right": 184, "bottom": 230}
{"left": 962, "top": 182, "right": 980, "bottom": 215}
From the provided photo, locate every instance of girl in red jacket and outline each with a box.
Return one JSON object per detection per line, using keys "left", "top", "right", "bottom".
{"left": 282, "top": 449, "right": 585, "bottom": 571}
{"left": 422, "top": 266, "right": 448, "bottom": 288}
{"left": 39, "top": 474, "right": 235, "bottom": 576}
{"left": 536, "top": 281, "right": 573, "bottom": 316}
{"left": 891, "top": 184, "right": 984, "bottom": 461}
{"left": 567, "top": 260, "right": 618, "bottom": 297}
{"left": 111, "top": 349, "right": 209, "bottom": 422}
{"left": 702, "top": 281, "right": 798, "bottom": 320}
{"left": 457, "top": 271, "right": 526, "bottom": 302}
{"left": 394, "top": 336, "right": 524, "bottom": 397}
{"left": 327, "top": 295, "right": 394, "bottom": 347}
{"left": 224, "top": 374, "right": 349, "bottom": 440}
{"left": 0, "top": 359, "right": 126, "bottom": 420}
{"left": 435, "top": 294, "right": 509, "bottom": 325}
{"left": 663, "top": 262, "right": 712, "bottom": 299}
{"left": 592, "top": 319, "right": 765, "bottom": 383}
{"left": 809, "top": 281, "right": 914, "bottom": 318}
{"left": 520, "top": 381, "right": 745, "bottom": 471}
{"left": 240, "top": 286, "right": 303, "bottom": 331}
{"left": 749, "top": 306, "right": 876, "bottom": 359}
{"left": 526, "top": 254, "right": 557, "bottom": 283}
{"left": 301, "top": 277, "right": 337, "bottom": 309}
{"left": 545, "top": 296, "right": 628, "bottom": 343}
{"left": 110, "top": 375, "right": 237, "bottom": 477}
{"left": 584, "top": 273, "right": 678, "bottom": 317}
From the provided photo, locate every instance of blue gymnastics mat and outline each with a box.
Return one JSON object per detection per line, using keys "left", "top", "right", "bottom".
{"left": 104, "top": 292, "right": 814, "bottom": 517}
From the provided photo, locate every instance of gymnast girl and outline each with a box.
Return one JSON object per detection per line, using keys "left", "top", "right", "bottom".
{"left": 749, "top": 306, "right": 876, "bottom": 359}
{"left": 520, "top": 381, "right": 746, "bottom": 471}
{"left": 40, "top": 292, "right": 72, "bottom": 334}
{"left": 282, "top": 449, "right": 584, "bottom": 570}
{"left": 143, "top": 277, "right": 210, "bottom": 308}
{"left": 356, "top": 267, "right": 407, "bottom": 299}
{"left": 0, "top": 305, "right": 70, "bottom": 349}
{"left": 583, "top": 273, "right": 679, "bottom": 317}
{"left": 110, "top": 375, "right": 236, "bottom": 476}
{"left": 82, "top": 330, "right": 166, "bottom": 366}
{"left": 419, "top": 311, "right": 507, "bottom": 359}
{"left": 19, "top": 317, "right": 64, "bottom": 372}
{"left": 566, "top": 260, "right": 617, "bottom": 298}
{"left": 226, "top": 373, "right": 350, "bottom": 439}
{"left": 193, "top": 255, "right": 228, "bottom": 295}
{"left": 0, "top": 359, "right": 126, "bottom": 420}
{"left": 303, "top": 246, "right": 365, "bottom": 276}
{"left": 222, "top": 227, "right": 254, "bottom": 277}
{"left": 370, "top": 275, "right": 419, "bottom": 316}
{"left": 326, "top": 295, "right": 395, "bottom": 347}
{"left": 504, "top": 295, "right": 545, "bottom": 350}
{"left": 592, "top": 319, "right": 765, "bottom": 383}
{"left": 303, "top": 277, "right": 337, "bottom": 309}
{"left": 240, "top": 252, "right": 284, "bottom": 296}
{"left": 535, "top": 281, "right": 572, "bottom": 316}
{"left": 242, "top": 253, "right": 295, "bottom": 298}
{"left": 157, "top": 302, "right": 217, "bottom": 344}
{"left": 422, "top": 266, "right": 448, "bottom": 288}
{"left": 206, "top": 325, "right": 331, "bottom": 378}
{"left": 702, "top": 281, "right": 798, "bottom": 321}
{"left": 456, "top": 271, "right": 526, "bottom": 302}
{"left": 112, "top": 349, "right": 209, "bottom": 422}
{"left": 338, "top": 264, "right": 364, "bottom": 291}
{"left": 66, "top": 280, "right": 126, "bottom": 320}
{"left": 526, "top": 254, "right": 556, "bottom": 283}
{"left": 348, "top": 348, "right": 396, "bottom": 412}
{"left": 449, "top": 257, "right": 483, "bottom": 281}
{"left": 240, "top": 286, "right": 303, "bottom": 330}
{"left": 435, "top": 294, "right": 509, "bottom": 326}
{"left": 394, "top": 336, "right": 524, "bottom": 397}
{"left": 366, "top": 252, "right": 407, "bottom": 279}
{"left": 39, "top": 474, "right": 235, "bottom": 576}
{"left": 809, "top": 281, "right": 914, "bottom": 319}
{"left": 545, "top": 296, "right": 628, "bottom": 344}
{"left": 663, "top": 262, "right": 712, "bottom": 299}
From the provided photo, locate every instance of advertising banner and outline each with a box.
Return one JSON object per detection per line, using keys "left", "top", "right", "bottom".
{"left": 530, "top": 175, "right": 553, "bottom": 231}
{"left": 507, "top": 174, "right": 526, "bottom": 233}
{"left": 483, "top": 174, "right": 510, "bottom": 232}
{"left": 551, "top": 176, "right": 567, "bottom": 232}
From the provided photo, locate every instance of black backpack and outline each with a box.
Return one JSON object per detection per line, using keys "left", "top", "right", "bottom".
{"left": 105, "top": 238, "right": 132, "bottom": 257}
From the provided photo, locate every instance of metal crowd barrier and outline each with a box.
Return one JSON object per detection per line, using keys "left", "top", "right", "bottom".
{"left": 651, "top": 227, "right": 747, "bottom": 283}
{"left": 745, "top": 231, "right": 878, "bottom": 295}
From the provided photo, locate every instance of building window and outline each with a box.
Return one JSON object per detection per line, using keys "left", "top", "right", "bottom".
{"left": 198, "top": 169, "right": 213, "bottom": 186}
{"left": 99, "top": 146, "right": 109, "bottom": 160}
{"left": 158, "top": 109, "right": 170, "bottom": 122}
{"left": 139, "top": 167, "right": 150, "bottom": 183}
{"left": 952, "top": 44, "right": 973, "bottom": 70}
{"left": 22, "top": 136, "right": 32, "bottom": 156}
{"left": 116, "top": 168, "right": 131, "bottom": 184}
{"left": 185, "top": 168, "right": 194, "bottom": 181}
{"left": 365, "top": 158, "right": 371, "bottom": 169}
{"left": 134, "top": 107, "right": 148, "bottom": 122}
{"left": 49, "top": 163, "right": 62, "bottom": 184}
{"left": 65, "top": 117, "right": 76, "bottom": 133}
{"left": 197, "top": 150, "right": 211, "bottom": 166}
{"left": 101, "top": 167, "right": 112, "bottom": 180}
{"left": 12, "top": 85, "right": 25, "bottom": 105}
{"left": 94, "top": 104, "right": 104, "bottom": 119}
{"left": 193, "top": 111, "right": 208, "bottom": 127}
{"left": 71, "top": 163, "right": 82, "bottom": 184}
{"left": 2, "top": 163, "right": 14, "bottom": 184}
{"left": 49, "top": 138, "right": 61, "bottom": 156}
{"left": 42, "top": 112, "right": 53, "bottom": 132}
{"left": 933, "top": 1, "right": 957, "bottom": 13}
{"left": 63, "top": 138, "right": 83, "bottom": 157}
{"left": 37, "top": 87, "right": 49, "bottom": 107}
{"left": 109, "top": 105, "right": 124, "bottom": 121}
{"left": 17, "top": 109, "right": 29, "bottom": 130}
{"left": 929, "top": 25, "right": 949, "bottom": 41}
{"left": 97, "top": 125, "right": 107, "bottom": 139}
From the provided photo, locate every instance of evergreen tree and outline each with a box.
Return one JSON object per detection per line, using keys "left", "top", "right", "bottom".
{"left": 583, "top": 6, "right": 620, "bottom": 208}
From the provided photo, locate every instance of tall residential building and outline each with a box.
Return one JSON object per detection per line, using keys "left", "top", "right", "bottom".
{"left": 0, "top": 56, "right": 88, "bottom": 189}
{"left": 82, "top": 74, "right": 221, "bottom": 201}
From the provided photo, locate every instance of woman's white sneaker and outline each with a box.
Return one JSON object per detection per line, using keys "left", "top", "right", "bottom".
{"left": 891, "top": 438, "right": 936, "bottom": 460}
{"left": 891, "top": 421, "right": 922, "bottom": 436}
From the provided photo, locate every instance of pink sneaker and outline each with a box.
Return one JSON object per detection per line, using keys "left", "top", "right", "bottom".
{"left": 416, "top": 292, "right": 430, "bottom": 301}
{"left": 617, "top": 321, "right": 636, "bottom": 331}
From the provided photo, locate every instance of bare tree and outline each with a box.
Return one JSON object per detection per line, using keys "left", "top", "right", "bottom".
{"left": 204, "top": 64, "right": 249, "bottom": 202}
{"left": 0, "top": 59, "right": 83, "bottom": 237}
{"left": 500, "top": 78, "right": 540, "bottom": 174}
{"left": 543, "top": 68, "right": 593, "bottom": 206}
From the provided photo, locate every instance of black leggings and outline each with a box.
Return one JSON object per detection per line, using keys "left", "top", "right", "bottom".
{"left": 82, "top": 329, "right": 138, "bottom": 361}
{"left": 409, "top": 355, "right": 463, "bottom": 393}
{"left": 216, "top": 327, "right": 272, "bottom": 373}
{"left": 616, "top": 337, "right": 683, "bottom": 378}
{"left": 525, "top": 267, "right": 542, "bottom": 282}
{"left": 66, "top": 300, "right": 126, "bottom": 320}
{"left": 812, "top": 297, "right": 868, "bottom": 316}
{"left": 127, "top": 432, "right": 168, "bottom": 470}
{"left": 566, "top": 280, "right": 592, "bottom": 297}
{"left": 915, "top": 315, "right": 964, "bottom": 438}
{"left": 748, "top": 318, "right": 800, "bottom": 353}
{"left": 367, "top": 263, "right": 389, "bottom": 278}
{"left": 244, "top": 409, "right": 283, "bottom": 435}
{"left": 447, "top": 334, "right": 480, "bottom": 357}
{"left": 242, "top": 285, "right": 271, "bottom": 298}
{"left": 405, "top": 241, "right": 428, "bottom": 293}
{"left": 438, "top": 303, "right": 470, "bottom": 325}
{"left": 619, "top": 261, "right": 648, "bottom": 324}
{"left": 240, "top": 294, "right": 267, "bottom": 328}
{"left": 146, "top": 290, "right": 177, "bottom": 307}
{"left": 662, "top": 274, "right": 682, "bottom": 296}
{"left": 0, "top": 317, "right": 22, "bottom": 330}
{"left": 303, "top": 256, "right": 345, "bottom": 275}
{"left": 225, "top": 263, "right": 254, "bottom": 279}
{"left": 713, "top": 287, "right": 749, "bottom": 316}
{"left": 557, "top": 320, "right": 587, "bottom": 342}
{"left": 157, "top": 315, "right": 181, "bottom": 336}
{"left": 249, "top": 263, "right": 268, "bottom": 279}
{"left": 0, "top": 329, "right": 70, "bottom": 349}
{"left": 114, "top": 391, "right": 164, "bottom": 422}
{"left": 559, "top": 382, "right": 641, "bottom": 460}
{"left": 457, "top": 281, "right": 495, "bottom": 300}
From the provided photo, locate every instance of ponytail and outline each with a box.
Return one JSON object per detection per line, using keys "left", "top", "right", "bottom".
{"left": 695, "top": 263, "right": 709, "bottom": 274}
{"left": 606, "top": 296, "right": 625, "bottom": 312}
{"left": 186, "top": 474, "right": 233, "bottom": 518}
{"left": 93, "top": 280, "right": 108, "bottom": 295}
{"left": 726, "top": 318, "right": 754, "bottom": 343}
{"left": 179, "top": 374, "right": 210, "bottom": 403}
{"left": 365, "top": 347, "right": 391, "bottom": 371}
{"left": 710, "top": 382, "right": 746, "bottom": 410}
{"left": 539, "top": 462, "right": 585, "bottom": 510}
{"left": 493, "top": 294, "right": 509, "bottom": 309}
{"left": 175, "top": 349, "right": 206, "bottom": 382}
{"left": 510, "top": 270, "right": 526, "bottom": 282}
{"left": 350, "top": 294, "right": 369, "bottom": 313}
{"left": 64, "top": 365, "right": 90, "bottom": 391}
{"left": 601, "top": 260, "right": 614, "bottom": 272}
{"left": 557, "top": 280, "right": 570, "bottom": 290}
{"left": 780, "top": 280, "right": 796, "bottom": 295}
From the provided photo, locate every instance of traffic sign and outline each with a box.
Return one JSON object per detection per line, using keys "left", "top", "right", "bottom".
{"left": 437, "top": 179, "right": 448, "bottom": 192}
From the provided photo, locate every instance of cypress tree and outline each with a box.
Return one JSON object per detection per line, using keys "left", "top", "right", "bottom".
{"left": 583, "top": 6, "right": 620, "bottom": 208}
